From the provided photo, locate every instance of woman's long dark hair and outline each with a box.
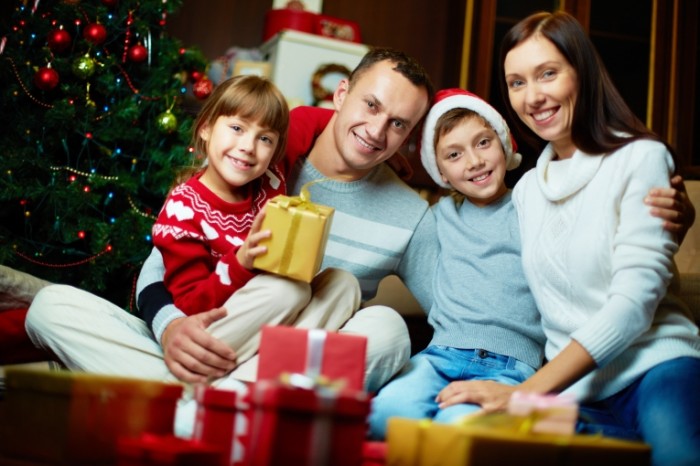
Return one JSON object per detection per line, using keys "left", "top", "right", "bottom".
{"left": 498, "top": 11, "right": 670, "bottom": 159}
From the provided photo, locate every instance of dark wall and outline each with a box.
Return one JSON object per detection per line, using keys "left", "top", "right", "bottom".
{"left": 167, "top": 0, "right": 464, "bottom": 91}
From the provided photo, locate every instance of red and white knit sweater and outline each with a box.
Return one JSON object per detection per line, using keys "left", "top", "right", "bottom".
{"left": 152, "top": 167, "right": 286, "bottom": 315}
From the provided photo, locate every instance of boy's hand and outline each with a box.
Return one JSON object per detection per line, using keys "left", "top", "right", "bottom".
{"left": 646, "top": 175, "right": 696, "bottom": 244}
{"left": 161, "top": 307, "right": 237, "bottom": 383}
{"left": 236, "top": 209, "right": 270, "bottom": 269}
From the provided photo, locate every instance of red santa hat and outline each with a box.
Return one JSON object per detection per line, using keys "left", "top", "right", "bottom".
{"left": 420, "top": 88, "right": 522, "bottom": 188}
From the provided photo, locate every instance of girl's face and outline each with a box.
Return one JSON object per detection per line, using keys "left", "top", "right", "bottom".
{"left": 198, "top": 115, "right": 279, "bottom": 203}
{"left": 435, "top": 117, "right": 508, "bottom": 207}
{"left": 504, "top": 35, "right": 579, "bottom": 158}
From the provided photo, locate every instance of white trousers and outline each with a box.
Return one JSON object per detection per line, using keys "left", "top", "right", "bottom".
{"left": 25, "top": 269, "right": 410, "bottom": 393}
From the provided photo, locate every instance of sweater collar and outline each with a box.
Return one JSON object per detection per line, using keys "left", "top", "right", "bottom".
{"left": 535, "top": 144, "right": 603, "bottom": 201}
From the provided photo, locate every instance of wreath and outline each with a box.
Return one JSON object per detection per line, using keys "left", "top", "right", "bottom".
{"left": 311, "top": 63, "right": 351, "bottom": 104}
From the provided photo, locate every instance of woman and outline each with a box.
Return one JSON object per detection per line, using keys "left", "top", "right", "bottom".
{"left": 435, "top": 11, "right": 700, "bottom": 466}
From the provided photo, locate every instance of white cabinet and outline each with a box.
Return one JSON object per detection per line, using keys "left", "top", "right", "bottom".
{"left": 260, "top": 30, "right": 369, "bottom": 107}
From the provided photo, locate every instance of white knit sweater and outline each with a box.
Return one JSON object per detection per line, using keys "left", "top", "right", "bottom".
{"left": 513, "top": 138, "right": 700, "bottom": 401}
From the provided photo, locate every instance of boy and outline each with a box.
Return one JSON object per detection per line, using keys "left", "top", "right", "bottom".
{"left": 368, "top": 88, "right": 544, "bottom": 438}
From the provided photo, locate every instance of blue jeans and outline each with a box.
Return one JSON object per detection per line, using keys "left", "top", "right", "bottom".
{"left": 367, "top": 345, "right": 537, "bottom": 440}
{"left": 578, "top": 357, "right": 700, "bottom": 466}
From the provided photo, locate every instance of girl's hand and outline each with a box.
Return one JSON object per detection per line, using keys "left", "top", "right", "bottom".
{"left": 236, "top": 210, "right": 270, "bottom": 269}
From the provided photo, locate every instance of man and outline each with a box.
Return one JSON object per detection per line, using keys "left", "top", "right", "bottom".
{"left": 27, "top": 48, "right": 437, "bottom": 393}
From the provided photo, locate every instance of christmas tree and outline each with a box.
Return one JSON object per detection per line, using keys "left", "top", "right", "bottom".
{"left": 0, "top": 0, "right": 212, "bottom": 310}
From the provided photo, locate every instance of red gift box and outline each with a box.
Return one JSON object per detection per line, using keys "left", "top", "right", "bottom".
{"left": 192, "top": 385, "right": 251, "bottom": 466}
{"left": 314, "top": 15, "right": 362, "bottom": 43}
{"left": 362, "top": 441, "right": 387, "bottom": 466}
{"left": 263, "top": 8, "right": 318, "bottom": 42}
{"left": 258, "top": 325, "right": 368, "bottom": 391}
{"left": 246, "top": 379, "right": 370, "bottom": 466}
{"left": 117, "top": 433, "right": 224, "bottom": 466}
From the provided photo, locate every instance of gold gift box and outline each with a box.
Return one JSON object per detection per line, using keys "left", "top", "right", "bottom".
{"left": 386, "top": 416, "right": 651, "bottom": 466}
{"left": 253, "top": 194, "right": 334, "bottom": 282}
{"left": 0, "top": 368, "right": 183, "bottom": 465}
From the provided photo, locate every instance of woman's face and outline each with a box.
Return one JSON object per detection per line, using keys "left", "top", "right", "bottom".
{"left": 504, "top": 35, "right": 579, "bottom": 158}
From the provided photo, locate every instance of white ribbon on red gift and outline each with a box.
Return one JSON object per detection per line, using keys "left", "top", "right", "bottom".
{"left": 246, "top": 328, "right": 342, "bottom": 466}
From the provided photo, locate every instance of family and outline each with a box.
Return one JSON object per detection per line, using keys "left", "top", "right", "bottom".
{"left": 24, "top": 11, "right": 699, "bottom": 466}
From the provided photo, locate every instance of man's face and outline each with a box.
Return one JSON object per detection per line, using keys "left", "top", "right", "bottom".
{"left": 331, "top": 61, "right": 429, "bottom": 178}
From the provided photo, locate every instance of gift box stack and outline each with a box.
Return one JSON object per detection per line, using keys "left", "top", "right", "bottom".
{"left": 190, "top": 325, "right": 373, "bottom": 466}
{"left": 263, "top": 1, "right": 362, "bottom": 43}
{"left": 386, "top": 392, "right": 651, "bottom": 466}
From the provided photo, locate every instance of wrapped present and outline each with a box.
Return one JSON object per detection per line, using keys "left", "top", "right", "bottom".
{"left": 507, "top": 391, "right": 578, "bottom": 435}
{"left": 314, "top": 15, "right": 362, "bottom": 42}
{"left": 0, "top": 368, "right": 183, "bottom": 465}
{"left": 117, "top": 433, "right": 224, "bottom": 466}
{"left": 263, "top": 8, "right": 318, "bottom": 42}
{"left": 192, "top": 384, "right": 251, "bottom": 466}
{"left": 253, "top": 186, "right": 334, "bottom": 283}
{"left": 246, "top": 378, "right": 370, "bottom": 466}
{"left": 258, "top": 325, "right": 367, "bottom": 391}
{"left": 362, "top": 441, "right": 387, "bottom": 466}
{"left": 386, "top": 416, "right": 651, "bottom": 466}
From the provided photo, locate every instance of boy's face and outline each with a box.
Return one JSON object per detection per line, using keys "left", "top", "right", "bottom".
{"left": 435, "top": 117, "right": 508, "bottom": 207}
{"left": 330, "top": 60, "right": 429, "bottom": 178}
{"left": 198, "top": 114, "right": 279, "bottom": 202}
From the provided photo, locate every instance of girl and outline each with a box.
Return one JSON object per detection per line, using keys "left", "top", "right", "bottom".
{"left": 151, "top": 75, "right": 360, "bottom": 381}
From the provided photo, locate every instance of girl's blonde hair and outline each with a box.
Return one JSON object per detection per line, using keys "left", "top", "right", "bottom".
{"left": 177, "top": 75, "right": 289, "bottom": 184}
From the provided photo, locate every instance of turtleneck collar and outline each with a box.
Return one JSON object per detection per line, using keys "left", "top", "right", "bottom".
{"left": 535, "top": 143, "right": 604, "bottom": 201}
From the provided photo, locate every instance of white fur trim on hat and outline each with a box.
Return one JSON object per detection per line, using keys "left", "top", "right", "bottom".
{"left": 420, "top": 89, "right": 522, "bottom": 189}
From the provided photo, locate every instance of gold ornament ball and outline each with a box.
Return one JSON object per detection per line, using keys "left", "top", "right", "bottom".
{"left": 156, "top": 111, "right": 178, "bottom": 133}
{"left": 72, "top": 54, "right": 96, "bottom": 79}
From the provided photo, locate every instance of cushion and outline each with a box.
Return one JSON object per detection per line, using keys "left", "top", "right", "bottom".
{"left": 0, "top": 265, "right": 51, "bottom": 311}
{"left": 678, "top": 273, "right": 700, "bottom": 324}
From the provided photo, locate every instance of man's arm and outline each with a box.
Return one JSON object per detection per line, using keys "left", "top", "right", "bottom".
{"left": 136, "top": 247, "right": 236, "bottom": 383}
{"left": 646, "top": 175, "right": 696, "bottom": 244}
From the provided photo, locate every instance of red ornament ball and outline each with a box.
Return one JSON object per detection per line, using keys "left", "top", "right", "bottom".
{"left": 83, "top": 23, "right": 107, "bottom": 45}
{"left": 102, "top": 0, "right": 118, "bottom": 7}
{"left": 34, "top": 66, "right": 60, "bottom": 91}
{"left": 189, "top": 70, "right": 203, "bottom": 82}
{"left": 127, "top": 44, "right": 148, "bottom": 63}
{"left": 47, "top": 28, "right": 71, "bottom": 53}
{"left": 193, "top": 77, "right": 214, "bottom": 100}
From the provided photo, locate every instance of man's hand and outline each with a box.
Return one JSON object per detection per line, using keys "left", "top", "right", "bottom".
{"left": 161, "top": 307, "right": 237, "bottom": 383}
{"left": 646, "top": 175, "right": 696, "bottom": 244}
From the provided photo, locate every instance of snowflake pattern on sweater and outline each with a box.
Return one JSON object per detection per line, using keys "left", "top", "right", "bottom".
{"left": 152, "top": 166, "right": 286, "bottom": 314}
